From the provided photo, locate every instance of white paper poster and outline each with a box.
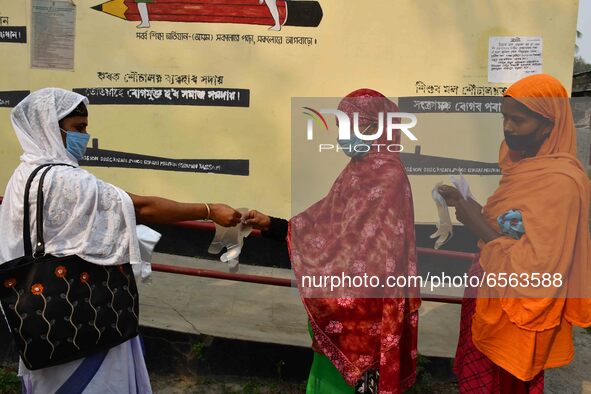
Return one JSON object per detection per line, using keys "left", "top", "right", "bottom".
{"left": 488, "top": 36, "right": 543, "bottom": 83}
{"left": 31, "top": 0, "right": 76, "bottom": 70}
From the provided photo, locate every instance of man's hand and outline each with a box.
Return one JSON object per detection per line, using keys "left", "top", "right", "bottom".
{"left": 210, "top": 204, "right": 243, "bottom": 227}
{"left": 242, "top": 210, "right": 271, "bottom": 231}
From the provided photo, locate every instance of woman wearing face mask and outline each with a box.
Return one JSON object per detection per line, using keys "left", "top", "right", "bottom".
{"left": 0, "top": 88, "right": 242, "bottom": 393}
{"left": 438, "top": 74, "right": 591, "bottom": 393}
{"left": 244, "top": 89, "right": 421, "bottom": 394}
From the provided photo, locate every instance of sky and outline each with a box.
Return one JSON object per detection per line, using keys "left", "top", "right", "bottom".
{"left": 577, "top": 0, "right": 591, "bottom": 63}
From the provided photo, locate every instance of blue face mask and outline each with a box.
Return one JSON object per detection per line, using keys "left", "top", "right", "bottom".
{"left": 336, "top": 123, "right": 373, "bottom": 159}
{"left": 337, "top": 134, "right": 370, "bottom": 158}
{"left": 61, "top": 129, "right": 90, "bottom": 161}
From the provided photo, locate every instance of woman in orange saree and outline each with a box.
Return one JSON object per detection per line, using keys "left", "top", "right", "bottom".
{"left": 440, "top": 74, "right": 591, "bottom": 393}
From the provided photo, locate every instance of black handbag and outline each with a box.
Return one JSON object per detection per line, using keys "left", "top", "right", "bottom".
{"left": 0, "top": 163, "right": 139, "bottom": 370}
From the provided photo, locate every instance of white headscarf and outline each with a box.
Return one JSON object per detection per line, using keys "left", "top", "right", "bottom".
{"left": 0, "top": 88, "right": 141, "bottom": 267}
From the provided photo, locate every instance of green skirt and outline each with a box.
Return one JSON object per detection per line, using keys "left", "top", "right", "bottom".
{"left": 306, "top": 323, "right": 354, "bottom": 394}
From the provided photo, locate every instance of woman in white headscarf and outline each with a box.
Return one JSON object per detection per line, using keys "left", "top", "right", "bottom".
{"left": 0, "top": 88, "right": 242, "bottom": 393}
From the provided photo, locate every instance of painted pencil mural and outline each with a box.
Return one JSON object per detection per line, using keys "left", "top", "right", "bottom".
{"left": 92, "top": 0, "right": 323, "bottom": 30}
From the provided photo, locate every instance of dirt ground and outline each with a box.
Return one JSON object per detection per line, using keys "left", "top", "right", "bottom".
{"left": 150, "top": 375, "right": 306, "bottom": 394}
{"left": 1, "top": 327, "right": 589, "bottom": 393}
{"left": 148, "top": 328, "right": 591, "bottom": 394}
{"left": 149, "top": 374, "right": 459, "bottom": 394}
{"left": 545, "top": 327, "right": 591, "bottom": 394}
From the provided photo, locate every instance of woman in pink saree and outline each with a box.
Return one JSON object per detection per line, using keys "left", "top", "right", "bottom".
{"left": 246, "top": 89, "right": 420, "bottom": 393}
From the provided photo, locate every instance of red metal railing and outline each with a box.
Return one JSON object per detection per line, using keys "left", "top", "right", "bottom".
{"left": 1, "top": 196, "right": 473, "bottom": 303}
{"left": 151, "top": 263, "right": 292, "bottom": 287}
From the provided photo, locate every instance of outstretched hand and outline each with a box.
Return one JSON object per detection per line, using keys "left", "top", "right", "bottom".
{"left": 242, "top": 210, "right": 271, "bottom": 231}
{"left": 210, "top": 204, "right": 243, "bottom": 227}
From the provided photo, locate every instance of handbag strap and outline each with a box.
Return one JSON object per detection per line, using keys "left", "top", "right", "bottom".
{"left": 54, "top": 350, "right": 109, "bottom": 394}
{"left": 22, "top": 163, "right": 74, "bottom": 257}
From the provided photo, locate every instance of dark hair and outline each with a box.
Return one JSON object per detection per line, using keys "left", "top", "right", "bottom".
{"left": 61, "top": 102, "right": 88, "bottom": 120}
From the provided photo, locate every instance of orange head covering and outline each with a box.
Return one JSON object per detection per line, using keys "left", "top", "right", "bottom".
{"left": 472, "top": 74, "right": 591, "bottom": 380}
{"left": 499, "top": 74, "right": 577, "bottom": 170}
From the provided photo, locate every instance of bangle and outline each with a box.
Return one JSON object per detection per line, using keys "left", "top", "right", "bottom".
{"left": 204, "top": 203, "right": 211, "bottom": 220}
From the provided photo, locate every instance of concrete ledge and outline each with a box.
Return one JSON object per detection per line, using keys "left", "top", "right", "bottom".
{"left": 140, "top": 253, "right": 462, "bottom": 357}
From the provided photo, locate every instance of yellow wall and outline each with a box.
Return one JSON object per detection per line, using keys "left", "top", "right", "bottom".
{"left": 0, "top": 0, "right": 579, "bottom": 222}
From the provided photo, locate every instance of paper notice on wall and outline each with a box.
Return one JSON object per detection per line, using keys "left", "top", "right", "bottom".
{"left": 488, "top": 36, "right": 543, "bottom": 83}
{"left": 31, "top": 0, "right": 76, "bottom": 70}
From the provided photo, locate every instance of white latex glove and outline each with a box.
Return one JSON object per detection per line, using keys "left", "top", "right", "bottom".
{"left": 430, "top": 182, "right": 453, "bottom": 249}
{"left": 450, "top": 173, "right": 475, "bottom": 200}
{"left": 208, "top": 208, "right": 252, "bottom": 272}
